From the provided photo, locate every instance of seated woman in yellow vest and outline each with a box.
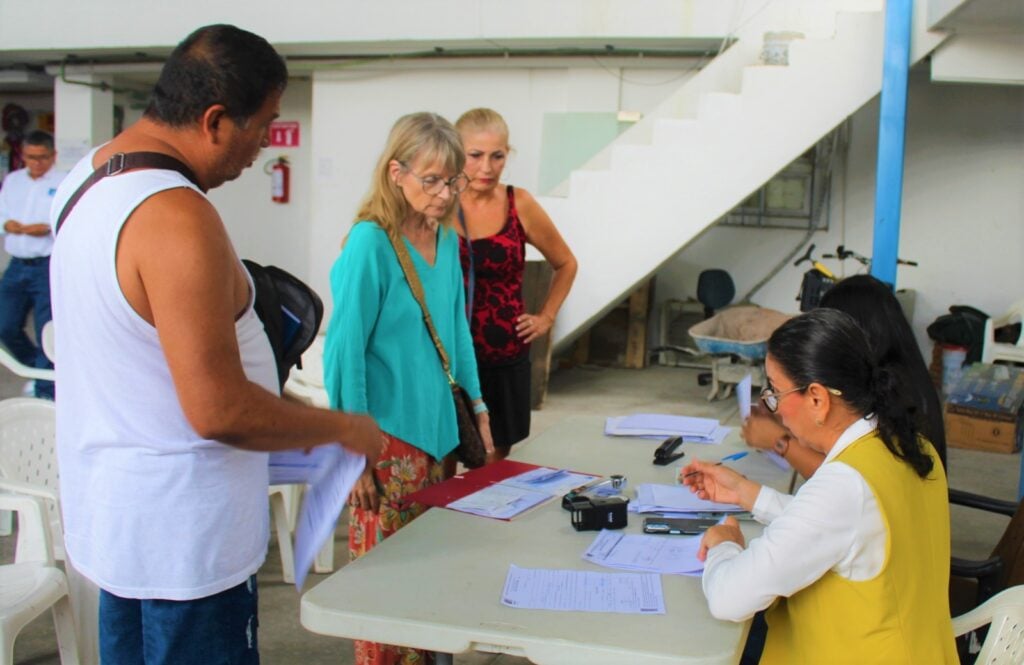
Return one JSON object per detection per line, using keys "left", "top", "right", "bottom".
{"left": 681, "top": 308, "right": 956, "bottom": 664}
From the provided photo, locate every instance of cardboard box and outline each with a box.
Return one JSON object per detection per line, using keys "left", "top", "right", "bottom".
{"left": 945, "top": 410, "right": 1023, "bottom": 453}
{"left": 945, "top": 363, "right": 1024, "bottom": 453}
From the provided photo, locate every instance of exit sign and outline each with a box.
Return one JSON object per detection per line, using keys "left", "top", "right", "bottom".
{"left": 269, "top": 121, "right": 300, "bottom": 147}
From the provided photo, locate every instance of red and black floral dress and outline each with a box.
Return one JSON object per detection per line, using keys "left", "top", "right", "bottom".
{"left": 459, "top": 186, "right": 532, "bottom": 447}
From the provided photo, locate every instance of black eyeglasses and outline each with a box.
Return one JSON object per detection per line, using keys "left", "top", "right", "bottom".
{"left": 399, "top": 162, "right": 469, "bottom": 196}
{"left": 760, "top": 384, "right": 842, "bottom": 413}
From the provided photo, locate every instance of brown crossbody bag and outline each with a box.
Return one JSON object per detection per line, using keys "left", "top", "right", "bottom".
{"left": 385, "top": 227, "right": 486, "bottom": 469}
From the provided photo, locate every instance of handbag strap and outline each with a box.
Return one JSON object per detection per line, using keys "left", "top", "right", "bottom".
{"left": 384, "top": 226, "right": 457, "bottom": 386}
{"left": 456, "top": 206, "right": 474, "bottom": 321}
{"left": 55, "top": 151, "right": 204, "bottom": 235}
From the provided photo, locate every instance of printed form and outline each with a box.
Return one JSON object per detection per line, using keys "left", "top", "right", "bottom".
{"left": 501, "top": 565, "right": 665, "bottom": 614}
{"left": 583, "top": 529, "right": 703, "bottom": 576}
{"left": 447, "top": 467, "right": 600, "bottom": 519}
{"left": 269, "top": 445, "right": 365, "bottom": 589}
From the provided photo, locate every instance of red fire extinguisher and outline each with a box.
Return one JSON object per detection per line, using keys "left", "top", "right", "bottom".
{"left": 268, "top": 157, "right": 290, "bottom": 203}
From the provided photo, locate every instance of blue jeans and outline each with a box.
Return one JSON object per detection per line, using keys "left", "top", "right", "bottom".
{"left": 99, "top": 575, "right": 259, "bottom": 665}
{"left": 0, "top": 257, "right": 53, "bottom": 399}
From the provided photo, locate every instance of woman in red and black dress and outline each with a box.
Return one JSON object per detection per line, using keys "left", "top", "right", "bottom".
{"left": 455, "top": 108, "right": 577, "bottom": 461}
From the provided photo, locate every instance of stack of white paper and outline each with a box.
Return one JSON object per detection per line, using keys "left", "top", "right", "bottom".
{"left": 630, "top": 483, "right": 744, "bottom": 514}
{"left": 583, "top": 529, "right": 704, "bottom": 576}
{"left": 501, "top": 565, "right": 666, "bottom": 614}
{"left": 604, "top": 414, "right": 730, "bottom": 444}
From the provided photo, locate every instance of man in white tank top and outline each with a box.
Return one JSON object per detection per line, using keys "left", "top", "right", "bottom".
{"left": 49, "top": 25, "right": 384, "bottom": 665}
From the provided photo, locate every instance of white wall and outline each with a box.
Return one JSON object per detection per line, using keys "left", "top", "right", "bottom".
{"left": 307, "top": 62, "right": 692, "bottom": 308}
{"left": 208, "top": 78, "right": 313, "bottom": 278}
{"left": 653, "top": 72, "right": 1024, "bottom": 354}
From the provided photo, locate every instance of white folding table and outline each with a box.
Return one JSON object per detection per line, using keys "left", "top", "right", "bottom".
{"left": 301, "top": 415, "right": 789, "bottom": 664}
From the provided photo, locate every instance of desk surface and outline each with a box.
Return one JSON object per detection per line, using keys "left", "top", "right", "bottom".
{"left": 301, "top": 415, "right": 790, "bottom": 665}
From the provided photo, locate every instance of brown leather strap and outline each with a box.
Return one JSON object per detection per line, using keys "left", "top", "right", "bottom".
{"left": 385, "top": 225, "right": 456, "bottom": 386}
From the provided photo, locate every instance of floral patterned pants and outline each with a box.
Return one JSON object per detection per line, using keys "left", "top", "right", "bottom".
{"left": 349, "top": 433, "right": 444, "bottom": 665}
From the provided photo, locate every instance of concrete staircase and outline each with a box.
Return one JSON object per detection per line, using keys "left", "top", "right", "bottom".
{"left": 544, "top": 3, "right": 946, "bottom": 352}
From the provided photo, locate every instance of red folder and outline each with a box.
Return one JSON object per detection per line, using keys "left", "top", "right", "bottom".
{"left": 402, "top": 459, "right": 542, "bottom": 508}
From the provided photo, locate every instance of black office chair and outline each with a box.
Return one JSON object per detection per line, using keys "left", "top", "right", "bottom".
{"left": 696, "top": 269, "right": 735, "bottom": 319}
{"left": 648, "top": 270, "right": 736, "bottom": 371}
{"left": 695, "top": 269, "right": 735, "bottom": 386}
{"left": 948, "top": 489, "right": 1024, "bottom": 663}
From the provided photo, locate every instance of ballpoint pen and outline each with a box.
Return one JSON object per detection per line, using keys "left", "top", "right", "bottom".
{"left": 680, "top": 451, "right": 749, "bottom": 479}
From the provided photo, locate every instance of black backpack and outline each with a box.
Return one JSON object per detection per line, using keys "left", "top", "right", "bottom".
{"left": 242, "top": 259, "right": 323, "bottom": 388}
{"left": 56, "top": 151, "right": 323, "bottom": 389}
{"left": 926, "top": 305, "right": 989, "bottom": 364}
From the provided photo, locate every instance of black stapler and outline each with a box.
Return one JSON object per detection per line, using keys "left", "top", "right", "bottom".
{"left": 653, "top": 435, "right": 685, "bottom": 466}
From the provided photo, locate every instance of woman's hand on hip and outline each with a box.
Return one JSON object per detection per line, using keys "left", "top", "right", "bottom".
{"left": 348, "top": 467, "right": 381, "bottom": 513}
{"left": 516, "top": 312, "right": 553, "bottom": 343}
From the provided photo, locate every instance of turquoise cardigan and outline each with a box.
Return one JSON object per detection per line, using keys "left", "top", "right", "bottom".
{"left": 323, "top": 221, "right": 482, "bottom": 461}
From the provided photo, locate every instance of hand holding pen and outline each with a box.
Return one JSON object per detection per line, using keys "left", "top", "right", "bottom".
{"left": 680, "top": 451, "right": 748, "bottom": 480}
{"left": 679, "top": 453, "right": 761, "bottom": 511}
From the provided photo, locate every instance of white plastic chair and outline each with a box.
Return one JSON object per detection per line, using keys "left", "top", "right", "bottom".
{"left": 0, "top": 398, "right": 98, "bottom": 665}
{"left": 268, "top": 485, "right": 299, "bottom": 584}
{"left": 273, "top": 334, "right": 334, "bottom": 582}
{"left": 41, "top": 320, "right": 55, "bottom": 365}
{"left": 954, "top": 585, "right": 1024, "bottom": 665}
{"left": 0, "top": 340, "right": 55, "bottom": 383}
{"left": 0, "top": 492, "right": 79, "bottom": 665}
{"left": 982, "top": 300, "right": 1024, "bottom": 365}
{"left": 0, "top": 398, "right": 62, "bottom": 559}
{"left": 282, "top": 332, "right": 328, "bottom": 408}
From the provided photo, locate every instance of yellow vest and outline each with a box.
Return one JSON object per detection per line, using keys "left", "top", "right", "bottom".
{"left": 760, "top": 432, "right": 957, "bottom": 664}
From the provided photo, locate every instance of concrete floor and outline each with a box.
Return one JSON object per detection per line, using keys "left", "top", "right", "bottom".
{"left": 5, "top": 363, "right": 1017, "bottom": 664}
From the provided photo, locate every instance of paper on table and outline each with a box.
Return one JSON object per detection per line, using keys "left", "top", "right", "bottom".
{"left": 737, "top": 373, "right": 752, "bottom": 421}
{"left": 630, "top": 483, "right": 744, "bottom": 514}
{"left": 583, "top": 529, "right": 704, "bottom": 576}
{"left": 604, "top": 416, "right": 730, "bottom": 444}
{"left": 500, "top": 467, "right": 600, "bottom": 495}
{"left": 269, "top": 445, "right": 366, "bottom": 590}
{"left": 605, "top": 414, "right": 719, "bottom": 437}
{"left": 447, "top": 483, "right": 551, "bottom": 520}
{"left": 501, "top": 564, "right": 666, "bottom": 614}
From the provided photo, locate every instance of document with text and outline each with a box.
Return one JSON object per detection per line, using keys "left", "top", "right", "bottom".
{"left": 630, "top": 483, "right": 745, "bottom": 514}
{"left": 583, "top": 529, "right": 703, "bottom": 576}
{"left": 500, "top": 565, "right": 665, "bottom": 614}
{"left": 269, "top": 445, "right": 365, "bottom": 590}
{"left": 444, "top": 466, "right": 601, "bottom": 520}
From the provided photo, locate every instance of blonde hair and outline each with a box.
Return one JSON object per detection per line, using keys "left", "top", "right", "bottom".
{"left": 355, "top": 112, "right": 465, "bottom": 237}
{"left": 455, "top": 107, "right": 510, "bottom": 146}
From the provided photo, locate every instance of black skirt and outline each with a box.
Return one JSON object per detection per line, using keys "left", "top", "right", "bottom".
{"left": 478, "top": 355, "right": 532, "bottom": 448}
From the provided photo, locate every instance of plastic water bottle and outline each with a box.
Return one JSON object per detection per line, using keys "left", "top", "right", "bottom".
{"left": 942, "top": 345, "right": 968, "bottom": 398}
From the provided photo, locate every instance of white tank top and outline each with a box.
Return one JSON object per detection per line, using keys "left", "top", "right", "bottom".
{"left": 50, "top": 149, "right": 279, "bottom": 600}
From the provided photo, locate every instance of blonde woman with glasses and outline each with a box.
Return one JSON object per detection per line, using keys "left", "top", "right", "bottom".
{"left": 323, "top": 112, "right": 494, "bottom": 665}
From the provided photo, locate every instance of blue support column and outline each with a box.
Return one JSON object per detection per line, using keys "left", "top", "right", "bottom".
{"left": 870, "top": 0, "right": 912, "bottom": 287}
